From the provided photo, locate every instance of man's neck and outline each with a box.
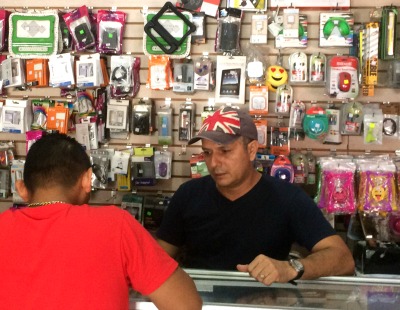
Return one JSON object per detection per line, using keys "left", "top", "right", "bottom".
{"left": 217, "top": 171, "right": 262, "bottom": 201}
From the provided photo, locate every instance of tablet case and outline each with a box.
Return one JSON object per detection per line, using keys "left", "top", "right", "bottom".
{"left": 8, "top": 11, "right": 59, "bottom": 58}
{"left": 143, "top": 2, "right": 196, "bottom": 58}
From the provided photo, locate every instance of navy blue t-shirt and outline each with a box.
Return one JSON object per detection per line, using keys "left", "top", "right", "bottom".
{"left": 156, "top": 175, "right": 335, "bottom": 270}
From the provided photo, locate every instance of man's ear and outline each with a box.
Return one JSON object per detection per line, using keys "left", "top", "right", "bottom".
{"left": 15, "top": 180, "right": 30, "bottom": 203}
{"left": 247, "top": 140, "right": 259, "bottom": 161}
{"left": 81, "top": 168, "right": 92, "bottom": 194}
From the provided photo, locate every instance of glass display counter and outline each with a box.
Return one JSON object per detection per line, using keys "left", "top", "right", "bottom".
{"left": 129, "top": 269, "right": 400, "bottom": 309}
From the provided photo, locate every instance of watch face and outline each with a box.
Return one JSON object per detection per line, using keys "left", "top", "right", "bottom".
{"left": 290, "top": 259, "right": 304, "bottom": 271}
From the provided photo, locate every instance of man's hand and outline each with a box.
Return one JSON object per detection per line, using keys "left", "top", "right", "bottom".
{"left": 237, "top": 254, "right": 298, "bottom": 286}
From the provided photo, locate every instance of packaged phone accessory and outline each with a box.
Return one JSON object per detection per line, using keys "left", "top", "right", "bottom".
{"left": 249, "top": 86, "right": 268, "bottom": 116}
{"left": 302, "top": 106, "right": 329, "bottom": 141}
{"left": 216, "top": 8, "right": 242, "bottom": 54}
{"left": 143, "top": 2, "right": 196, "bottom": 58}
{"left": 340, "top": 101, "right": 363, "bottom": 135}
{"left": 254, "top": 118, "right": 268, "bottom": 148}
{"left": 178, "top": 99, "right": 195, "bottom": 142}
{"left": 309, "top": 53, "right": 326, "bottom": 83}
{"left": 288, "top": 100, "right": 305, "bottom": 140}
{"left": 289, "top": 52, "right": 308, "bottom": 83}
{"left": 319, "top": 12, "right": 354, "bottom": 47}
{"left": 324, "top": 108, "right": 342, "bottom": 144}
{"left": 48, "top": 53, "right": 75, "bottom": 88}
{"left": 158, "top": 99, "right": 173, "bottom": 145}
{"left": 107, "top": 99, "right": 130, "bottom": 140}
{"left": 270, "top": 126, "right": 290, "bottom": 156}
{"left": 1, "top": 99, "right": 32, "bottom": 133}
{"left": 154, "top": 150, "right": 172, "bottom": 179}
{"left": 245, "top": 43, "right": 267, "bottom": 85}
{"left": 26, "top": 59, "right": 49, "bottom": 87}
{"left": 326, "top": 55, "right": 359, "bottom": 99}
{"left": 250, "top": 13, "right": 268, "bottom": 44}
{"left": 215, "top": 55, "right": 246, "bottom": 104}
{"left": 363, "top": 107, "right": 383, "bottom": 145}
{"left": 76, "top": 53, "right": 102, "bottom": 88}
{"left": 9, "top": 10, "right": 59, "bottom": 58}
{"left": 275, "top": 84, "right": 292, "bottom": 115}
{"left": 97, "top": 9, "right": 126, "bottom": 55}
{"left": 132, "top": 147, "right": 156, "bottom": 186}
{"left": 270, "top": 155, "right": 294, "bottom": 183}
{"left": 173, "top": 58, "right": 194, "bottom": 93}
{"left": 132, "top": 98, "right": 153, "bottom": 135}
{"left": 63, "top": 6, "right": 95, "bottom": 51}
{"left": 0, "top": 9, "right": 10, "bottom": 52}
{"left": 147, "top": 55, "right": 173, "bottom": 90}
{"left": 194, "top": 53, "right": 214, "bottom": 91}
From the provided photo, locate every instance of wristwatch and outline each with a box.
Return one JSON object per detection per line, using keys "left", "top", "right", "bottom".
{"left": 289, "top": 258, "right": 304, "bottom": 281}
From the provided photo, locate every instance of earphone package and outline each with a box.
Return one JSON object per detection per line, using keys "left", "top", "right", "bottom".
{"left": 254, "top": 119, "right": 268, "bottom": 148}
{"left": 319, "top": 12, "right": 354, "bottom": 47}
{"left": 340, "top": 101, "right": 363, "bottom": 135}
{"left": 249, "top": 86, "right": 268, "bottom": 116}
{"left": 381, "top": 102, "right": 399, "bottom": 138}
{"left": 110, "top": 55, "right": 140, "bottom": 98}
{"left": 194, "top": 53, "right": 214, "bottom": 91}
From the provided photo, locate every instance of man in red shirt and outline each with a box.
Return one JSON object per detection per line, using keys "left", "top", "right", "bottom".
{"left": 0, "top": 133, "right": 202, "bottom": 310}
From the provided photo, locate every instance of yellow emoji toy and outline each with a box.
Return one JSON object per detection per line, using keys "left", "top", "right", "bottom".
{"left": 266, "top": 65, "right": 288, "bottom": 92}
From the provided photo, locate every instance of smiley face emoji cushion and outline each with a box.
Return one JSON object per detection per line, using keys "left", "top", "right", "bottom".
{"left": 266, "top": 65, "right": 288, "bottom": 92}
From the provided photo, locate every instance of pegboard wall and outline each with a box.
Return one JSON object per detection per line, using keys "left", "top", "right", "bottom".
{"left": 0, "top": 0, "right": 399, "bottom": 212}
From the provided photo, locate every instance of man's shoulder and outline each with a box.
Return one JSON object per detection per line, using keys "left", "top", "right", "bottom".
{"left": 259, "top": 174, "right": 304, "bottom": 195}
{"left": 76, "top": 204, "right": 128, "bottom": 219}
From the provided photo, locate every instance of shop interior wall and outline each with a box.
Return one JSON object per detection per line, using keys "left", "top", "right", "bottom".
{"left": 0, "top": 0, "right": 399, "bottom": 213}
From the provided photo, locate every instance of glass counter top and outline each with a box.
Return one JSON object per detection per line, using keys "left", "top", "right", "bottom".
{"left": 130, "top": 269, "right": 400, "bottom": 309}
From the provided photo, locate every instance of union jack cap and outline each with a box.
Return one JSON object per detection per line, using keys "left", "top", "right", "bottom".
{"left": 188, "top": 107, "right": 257, "bottom": 145}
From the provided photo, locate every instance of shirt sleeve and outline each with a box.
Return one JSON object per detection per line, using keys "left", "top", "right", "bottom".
{"left": 120, "top": 212, "right": 178, "bottom": 295}
{"left": 288, "top": 188, "right": 336, "bottom": 251}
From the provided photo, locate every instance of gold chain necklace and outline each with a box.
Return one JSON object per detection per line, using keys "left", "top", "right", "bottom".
{"left": 27, "top": 201, "right": 66, "bottom": 208}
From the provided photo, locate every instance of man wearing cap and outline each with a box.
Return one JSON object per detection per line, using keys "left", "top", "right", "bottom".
{"left": 157, "top": 106, "right": 354, "bottom": 285}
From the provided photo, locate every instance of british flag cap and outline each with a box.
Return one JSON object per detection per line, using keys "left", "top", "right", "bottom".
{"left": 188, "top": 107, "right": 258, "bottom": 145}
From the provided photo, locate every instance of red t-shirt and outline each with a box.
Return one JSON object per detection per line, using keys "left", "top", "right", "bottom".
{"left": 0, "top": 203, "right": 178, "bottom": 310}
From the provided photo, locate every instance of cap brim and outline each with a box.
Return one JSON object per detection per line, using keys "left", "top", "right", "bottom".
{"left": 188, "top": 131, "right": 240, "bottom": 145}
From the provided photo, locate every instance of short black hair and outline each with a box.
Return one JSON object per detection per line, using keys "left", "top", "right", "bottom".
{"left": 23, "top": 133, "right": 91, "bottom": 193}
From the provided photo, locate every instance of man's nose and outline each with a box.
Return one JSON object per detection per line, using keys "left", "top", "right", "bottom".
{"left": 208, "top": 153, "right": 221, "bottom": 168}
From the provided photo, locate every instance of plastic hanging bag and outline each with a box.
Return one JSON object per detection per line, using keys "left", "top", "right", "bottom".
{"left": 323, "top": 167, "right": 356, "bottom": 214}
{"left": 215, "top": 8, "right": 242, "bottom": 54}
{"left": 97, "top": 9, "right": 127, "bottom": 55}
{"left": 357, "top": 160, "right": 397, "bottom": 213}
